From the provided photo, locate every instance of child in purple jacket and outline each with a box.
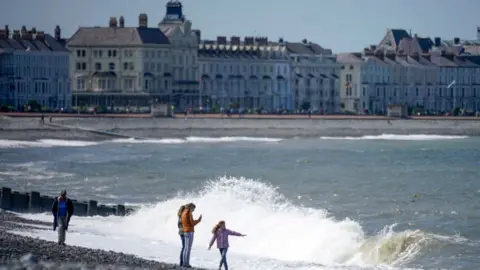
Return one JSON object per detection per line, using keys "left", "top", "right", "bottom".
{"left": 208, "top": 221, "right": 246, "bottom": 270}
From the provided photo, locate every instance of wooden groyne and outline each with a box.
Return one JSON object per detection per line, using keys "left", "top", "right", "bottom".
{"left": 0, "top": 187, "right": 135, "bottom": 217}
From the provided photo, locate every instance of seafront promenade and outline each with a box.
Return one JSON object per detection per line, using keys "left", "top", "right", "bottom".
{"left": 0, "top": 187, "right": 132, "bottom": 216}
{"left": 2, "top": 113, "right": 480, "bottom": 140}
{"left": 1, "top": 112, "right": 480, "bottom": 120}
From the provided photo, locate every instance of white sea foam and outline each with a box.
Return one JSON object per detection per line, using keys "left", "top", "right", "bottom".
{"left": 16, "top": 176, "right": 457, "bottom": 270}
{"left": 0, "top": 137, "right": 282, "bottom": 148}
{"left": 320, "top": 134, "right": 469, "bottom": 141}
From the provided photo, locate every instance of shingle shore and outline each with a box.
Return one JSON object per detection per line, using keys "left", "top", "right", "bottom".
{"left": 0, "top": 210, "right": 206, "bottom": 270}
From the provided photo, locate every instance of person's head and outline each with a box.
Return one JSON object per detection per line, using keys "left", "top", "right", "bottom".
{"left": 177, "top": 205, "right": 186, "bottom": 217}
{"left": 185, "top": 203, "right": 196, "bottom": 212}
{"left": 60, "top": 190, "right": 67, "bottom": 198}
{"left": 212, "top": 220, "right": 226, "bottom": 234}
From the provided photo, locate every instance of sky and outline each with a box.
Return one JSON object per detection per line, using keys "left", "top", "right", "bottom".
{"left": 1, "top": 0, "right": 479, "bottom": 53}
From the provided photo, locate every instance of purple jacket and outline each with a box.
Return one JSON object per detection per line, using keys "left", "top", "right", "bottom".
{"left": 209, "top": 228, "right": 243, "bottom": 249}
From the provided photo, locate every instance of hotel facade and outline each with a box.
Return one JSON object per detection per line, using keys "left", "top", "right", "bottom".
{"left": 0, "top": 26, "right": 71, "bottom": 110}
{"left": 337, "top": 29, "right": 480, "bottom": 114}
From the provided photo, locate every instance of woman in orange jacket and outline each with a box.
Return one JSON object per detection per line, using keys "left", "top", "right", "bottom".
{"left": 181, "top": 203, "right": 202, "bottom": 268}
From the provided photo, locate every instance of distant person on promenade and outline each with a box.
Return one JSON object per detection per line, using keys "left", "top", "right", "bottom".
{"left": 177, "top": 204, "right": 186, "bottom": 267}
{"left": 51, "top": 190, "right": 74, "bottom": 245}
{"left": 208, "top": 220, "right": 246, "bottom": 270}
{"left": 181, "top": 203, "right": 202, "bottom": 268}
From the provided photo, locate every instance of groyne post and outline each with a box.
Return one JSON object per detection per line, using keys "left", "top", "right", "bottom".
{"left": 29, "top": 191, "right": 41, "bottom": 213}
{"left": 1, "top": 187, "right": 12, "bottom": 210}
{"left": 87, "top": 200, "right": 98, "bottom": 216}
{"left": 116, "top": 204, "right": 126, "bottom": 216}
{"left": 0, "top": 187, "right": 134, "bottom": 217}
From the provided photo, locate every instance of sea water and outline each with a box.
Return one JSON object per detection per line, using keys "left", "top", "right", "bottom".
{"left": 1, "top": 134, "right": 479, "bottom": 270}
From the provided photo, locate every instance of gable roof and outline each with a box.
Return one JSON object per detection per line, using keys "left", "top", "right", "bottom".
{"left": 0, "top": 34, "right": 68, "bottom": 52}
{"left": 390, "top": 29, "right": 411, "bottom": 46}
{"left": 286, "top": 42, "right": 332, "bottom": 55}
{"left": 67, "top": 27, "right": 170, "bottom": 47}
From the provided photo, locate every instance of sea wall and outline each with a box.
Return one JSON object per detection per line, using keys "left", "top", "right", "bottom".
{"left": 0, "top": 187, "right": 134, "bottom": 217}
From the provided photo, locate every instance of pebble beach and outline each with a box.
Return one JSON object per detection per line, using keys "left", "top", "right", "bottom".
{"left": 0, "top": 210, "right": 204, "bottom": 270}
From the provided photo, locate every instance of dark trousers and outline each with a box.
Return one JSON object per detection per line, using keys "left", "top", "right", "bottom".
{"left": 179, "top": 234, "right": 185, "bottom": 266}
{"left": 219, "top": 248, "right": 228, "bottom": 270}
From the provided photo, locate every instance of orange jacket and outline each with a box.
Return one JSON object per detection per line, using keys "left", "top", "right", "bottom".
{"left": 181, "top": 209, "right": 200, "bottom": 232}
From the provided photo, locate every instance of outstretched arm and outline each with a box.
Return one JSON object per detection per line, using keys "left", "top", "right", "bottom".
{"left": 226, "top": 229, "right": 245, "bottom": 237}
{"left": 208, "top": 234, "right": 217, "bottom": 249}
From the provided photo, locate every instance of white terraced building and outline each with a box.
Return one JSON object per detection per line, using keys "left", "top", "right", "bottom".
{"left": 336, "top": 28, "right": 480, "bottom": 115}
{"left": 0, "top": 25, "right": 71, "bottom": 110}
{"left": 197, "top": 36, "right": 340, "bottom": 112}
{"left": 337, "top": 48, "right": 480, "bottom": 114}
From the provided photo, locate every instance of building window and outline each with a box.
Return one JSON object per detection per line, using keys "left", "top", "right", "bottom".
{"left": 144, "top": 79, "right": 149, "bottom": 90}
{"left": 415, "top": 88, "right": 419, "bottom": 96}
{"left": 112, "top": 50, "right": 117, "bottom": 57}
{"left": 76, "top": 50, "right": 81, "bottom": 57}
{"left": 95, "top": 63, "right": 102, "bottom": 71}
{"left": 76, "top": 79, "right": 85, "bottom": 90}
{"left": 93, "top": 50, "right": 98, "bottom": 58}
{"left": 123, "top": 63, "right": 129, "bottom": 70}
{"left": 82, "top": 63, "right": 86, "bottom": 70}
{"left": 76, "top": 62, "right": 82, "bottom": 70}
{"left": 109, "top": 63, "right": 115, "bottom": 71}
{"left": 108, "top": 50, "right": 112, "bottom": 57}
{"left": 82, "top": 50, "right": 86, "bottom": 57}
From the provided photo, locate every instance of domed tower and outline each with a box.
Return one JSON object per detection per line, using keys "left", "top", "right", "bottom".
{"left": 163, "top": 0, "right": 185, "bottom": 22}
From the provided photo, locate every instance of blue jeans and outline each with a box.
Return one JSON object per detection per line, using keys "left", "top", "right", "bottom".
{"left": 219, "top": 248, "right": 228, "bottom": 270}
{"left": 182, "top": 232, "right": 194, "bottom": 266}
{"left": 179, "top": 234, "right": 185, "bottom": 266}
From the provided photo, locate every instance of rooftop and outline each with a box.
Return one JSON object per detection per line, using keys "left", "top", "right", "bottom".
{"left": 0, "top": 25, "right": 68, "bottom": 52}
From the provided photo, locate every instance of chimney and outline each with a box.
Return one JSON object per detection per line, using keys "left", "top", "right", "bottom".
{"left": 434, "top": 37, "right": 441, "bottom": 47}
{"left": 370, "top": 44, "right": 377, "bottom": 51}
{"left": 5, "top": 25, "right": 9, "bottom": 38}
{"left": 138, "top": 13, "right": 148, "bottom": 27}
{"left": 230, "top": 36, "right": 240, "bottom": 45}
{"left": 454, "top": 37, "right": 460, "bottom": 45}
{"left": 423, "top": 54, "right": 431, "bottom": 62}
{"left": 54, "top": 25, "right": 61, "bottom": 40}
{"left": 477, "top": 26, "right": 480, "bottom": 41}
{"left": 35, "top": 31, "right": 45, "bottom": 41}
{"left": 21, "top": 25, "right": 27, "bottom": 37}
{"left": 119, "top": 16, "right": 125, "bottom": 28}
{"left": 363, "top": 48, "right": 373, "bottom": 56}
{"left": 31, "top": 27, "right": 37, "bottom": 34}
{"left": 216, "top": 36, "right": 227, "bottom": 44}
{"left": 244, "top": 36, "right": 254, "bottom": 45}
{"left": 278, "top": 37, "right": 284, "bottom": 43}
{"left": 192, "top": 29, "right": 201, "bottom": 44}
{"left": 302, "top": 38, "right": 308, "bottom": 44}
{"left": 109, "top": 17, "right": 118, "bottom": 28}
{"left": 12, "top": 30, "right": 20, "bottom": 40}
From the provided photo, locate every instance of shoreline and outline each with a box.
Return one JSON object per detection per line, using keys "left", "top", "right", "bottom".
{"left": 1, "top": 116, "right": 480, "bottom": 141}
{"left": 0, "top": 210, "right": 204, "bottom": 269}
{"left": 2, "top": 112, "right": 480, "bottom": 121}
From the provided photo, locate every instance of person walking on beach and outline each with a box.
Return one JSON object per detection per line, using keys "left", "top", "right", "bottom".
{"left": 208, "top": 220, "right": 246, "bottom": 270}
{"left": 51, "top": 190, "right": 74, "bottom": 245}
{"left": 177, "top": 204, "right": 186, "bottom": 266}
{"left": 181, "top": 203, "right": 202, "bottom": 268}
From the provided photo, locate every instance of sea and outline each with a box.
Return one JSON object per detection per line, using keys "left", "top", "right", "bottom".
{"left": 0, "top": 134, "right": 479, "bottom": 270}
